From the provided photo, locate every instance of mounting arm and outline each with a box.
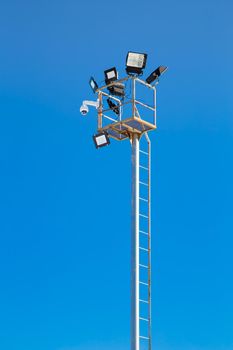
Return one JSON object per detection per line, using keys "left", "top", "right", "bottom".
{"left": 80, "top": 99, "right": 100, "bottom": 116}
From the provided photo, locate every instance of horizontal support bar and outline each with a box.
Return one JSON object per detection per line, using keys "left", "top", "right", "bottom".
{"left": 139, "top": 247, "right": 149, "bottom": 252}
{"left": 139, "top": 165, "right": 149, "bottom": 171}
{"left": 139, "top": 336, "right": 149, "bottom": 340}
{"left": 139, "top": 197, "right": 148, "bottom": 202}
{"left": 135, "top": 99, "right": 156, "bottom": 112}
{"left": 139, "top": 150, "right": 148, "bottom": 155}
{"left": 100, "top": 92, "right": 122, "bottom": 103}
{"left": 139, "top": 281, "right": 149, "bottom": 286}
{"left": 136, "top": 77, "right": 156, "bottom": 90}
{"left": 97, "top": 76, "right": 130, "bottom": 92}
{"left": 139, "top": 213, "right": 148, "bottom": 218}
{"left": 139, "top": 299, "right": 149, "bottom": 303}
{"left": 140, "top": 317, "right": 149, "bottom": 322}
{"left": 139, "top": 264, "right": 149, "bottom": 269}
{"left": 139, "top": 230, "right": 148, "bottom": 235}
{"left": 102, "top": 114, "right": 118, "bottom": 123}
{"left": 139, "top": 181, "right": 149, "bottom": 187}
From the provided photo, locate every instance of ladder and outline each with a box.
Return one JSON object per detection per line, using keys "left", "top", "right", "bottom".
{"left": 131, "top": 131, "right": 152, "bottom": 350}
{"left": 138, "top": 132, "right": 151, "bottom": 350}
{"left": 139, "top": 133, "right": 151, "bottom": 350}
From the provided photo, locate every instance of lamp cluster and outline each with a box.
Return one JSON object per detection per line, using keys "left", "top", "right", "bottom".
{"left": 89, "top": 51, "right": 167, "bottom": 96}
{"left": 85, "top": 51, "right": 168, "bottom": 149}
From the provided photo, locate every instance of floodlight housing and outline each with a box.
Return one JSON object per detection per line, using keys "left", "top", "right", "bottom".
{"left": 126, "top": 51, "right": 147, "bottom": 75}
{"left": 89, "top": 77, "right": 98, "bottom": 93}
{"left": 104, "top": 67, "right": 118, "bottom": 84}
{"left": 146, "top": 66, "right": 168, "bottom": 84}
{"left": 107, "top": 98, "right": 120, "bottom": 116}
{"left": 107, "top": 82, "right": 125, "bottom": 97}
{"left": 93, "top": 131, "right": 110, "bottom": 149}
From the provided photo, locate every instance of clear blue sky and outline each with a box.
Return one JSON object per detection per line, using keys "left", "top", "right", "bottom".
{"left": 0, "top": 0, "right": 232, "bottom": 349}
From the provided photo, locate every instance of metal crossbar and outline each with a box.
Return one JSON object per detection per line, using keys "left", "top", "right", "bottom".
{"left": 139, "top": 230, "right": 148, "bottom": 235}
{"left": 139, "top": 247, "right": 149, "bottom": 252}
{"left": 139, "top": 213, "right": 149, "bottom": 219}
{"left": 139, "top": 197, "right": 148, "bottom": 202}
{"left": 139, "top": 165, "right": 149, "bottom": 171}
{"left": 139, "top": 264, "right": 149, "bottom": 269}
{"left": 139, "top": 181, "right": 149, "bottom": 187}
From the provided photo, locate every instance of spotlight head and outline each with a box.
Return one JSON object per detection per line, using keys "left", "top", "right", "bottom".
{"left": 104, "top": 67, "right": 118, "bottom": 84}
{"left": 107, "top": 98, "right": 120, "bottom": 116}
{"left": 93, "top": 131, "right": 110, "bottom": 149}
{"left": 107, "top": 82, "right": 125, "bottom": 97}
{"left": 89, "top": 77, "right": 98, "bottom": 93}
{"left": 146, "top": 66, "right": 168, "bottom": 84}
{"left": 126, "top": 51, "right": 147, "bottom": 75}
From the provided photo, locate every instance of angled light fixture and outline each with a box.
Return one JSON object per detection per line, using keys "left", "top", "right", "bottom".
{"left": 93, "top": 131, "right": 110, "bottom": 149}
{"left": 107, "top": 98, "right": 120, "bottom": 116}
{"left": 104, "top": 67, "right": 124, "bottom": 97}
{"left": 146, "top": 66, "right": 168, "bottom": 84}
{"left": 89, "top": 77, "right": 98, "bottom": 93}
{"left": 108, "top": 82, "right": 125, "bottom": 97}
{"left": 126, "top": 51, "right": 147, "bottom": 75}
{"left": 104, "top": 67, "right": 118, "bottom": 84}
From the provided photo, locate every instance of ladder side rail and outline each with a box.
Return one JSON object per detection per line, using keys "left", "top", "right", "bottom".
{"left": 138, "top": 132, "right": 151, "bottom": 350}
{"left": 145, "top": 132, "right": 152, "bottom": 350}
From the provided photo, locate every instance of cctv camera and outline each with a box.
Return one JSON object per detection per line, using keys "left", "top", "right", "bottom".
{"left": 80, "top": 99, "right": 99, "bottom": 116}
{"left": 80, "top": 104, "right": 89, "bottom": 115}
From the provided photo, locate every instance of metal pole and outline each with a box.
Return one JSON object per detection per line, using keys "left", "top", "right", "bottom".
{"left": 131, "top": 132, "right": 140, "bottom": 350}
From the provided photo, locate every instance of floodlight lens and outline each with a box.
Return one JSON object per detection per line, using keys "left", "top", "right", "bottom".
{"left": 89, "top": 77, "right": 98, "bottom": 93}
{"left": 104, "top": 67, "right": 118, "bottom": 83}
{"left": 96, "top": 135, "right": 107, "bottom": 146}
{"left": 93, "top": 132, "right": 110, "bottom": 149}
{"left": 127, "top": 52, "right": 146, "bottom": 68}
{"left": 126, "top": 51, "right": 147, "bottom": 75}
{"left": 106, "top": 71, "right": 116, "bottom": 80}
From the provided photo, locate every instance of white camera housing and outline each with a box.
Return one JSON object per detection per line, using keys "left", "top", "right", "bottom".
{"left": 80, "top": 99, "right": 99, "bottom": 116}
{"left": 80, "top": 104, "right": 89, "bottom": 115}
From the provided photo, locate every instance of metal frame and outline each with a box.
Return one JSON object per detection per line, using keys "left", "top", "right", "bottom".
{"left": 95, "top": 76, "right": 155, "bottom": 350}
{"left": 97, "top": 76, "right": 157, "bottom": 141}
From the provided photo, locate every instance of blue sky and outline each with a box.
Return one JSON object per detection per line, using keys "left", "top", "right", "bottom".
{"left": 0, "top": 0, "right": 232, "bottom": 349}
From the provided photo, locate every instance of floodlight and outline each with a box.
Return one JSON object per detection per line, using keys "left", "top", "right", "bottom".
{"left": 89, "top": 77, "right": 98, "bottom": 93}
{"left": 93, "top": 131, "right": 110, "bottom": 149}
{"left": 146, "top": 66, "right": 168, "bottom": 84}
{"left": 104, "top": 67, "right": 118, "bottom": 84}
{"left": 108, "top": 82, "right": 125, "bottom": 97}
{"left": 107, "top": 98, "right": 120, "bottom": 116}
{"left": 126, "top": 51, "right": 147, "bottom": 75}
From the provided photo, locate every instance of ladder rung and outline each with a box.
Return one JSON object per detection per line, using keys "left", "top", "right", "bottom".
{"left": 139, "top": 165, "right": 149, "bottom": 171}
{"left": 139, "top": 150, "right": 149, "bottom": 155}
{"left": 139, "top": 230, "right": 148, "bottom": 235}
{"left": 139, "top": 336, "right": 149, "bottom": 340}
{"left": 139, "top": 181, "right": 149, "bottom": 186}
{"left": 139, "top": 213, "right": 148, "bottom": 219}
{"left": 139, "top": 281, "right": 149, "bottom": 286}
{"left": 139, "top": 197, "right": 148, "bottom": 202}
{"left": 139, "top": 247, "right": 149, "bottom": 252}
{"left": 139, "top": 299, "right": 149, "bottom": 303}
{"left": 140, "top": 317, "right": 149, "bottom": 322}
{"left": 139, "top": 264, "right": 148, "bottom": 269}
